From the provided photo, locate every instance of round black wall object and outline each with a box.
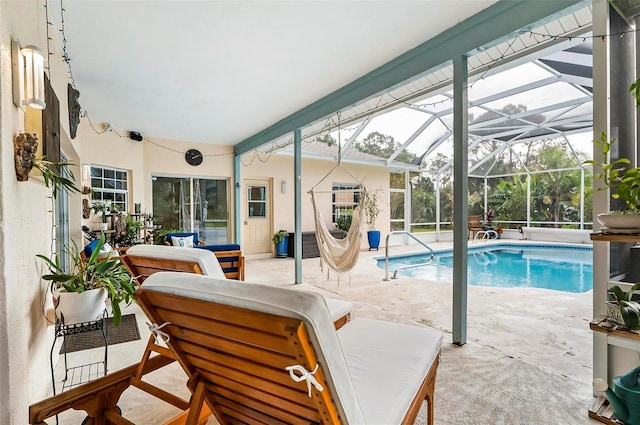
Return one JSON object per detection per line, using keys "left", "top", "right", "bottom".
{"left": 129, "top": 131, "right": 143, "bottom": 142}
{"left": 185, "top": 149, "right": 203, "bottom": 166}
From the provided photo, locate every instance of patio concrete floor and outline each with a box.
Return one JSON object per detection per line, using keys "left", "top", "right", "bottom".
{"left": 49, "top": 238, "right": 600, "bottom": 424}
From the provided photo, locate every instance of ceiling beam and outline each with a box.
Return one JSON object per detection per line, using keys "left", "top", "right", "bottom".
{"left": 234, "top": 0, "right": 587, "bottom": 155}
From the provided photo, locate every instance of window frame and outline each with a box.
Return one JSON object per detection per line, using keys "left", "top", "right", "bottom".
{"left": 90, "top": 165, "right": 129, "bottom": 212}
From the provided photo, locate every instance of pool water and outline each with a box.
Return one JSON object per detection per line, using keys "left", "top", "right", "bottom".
{"left": 379, "top": 244, "right": 593, "bottom": 293}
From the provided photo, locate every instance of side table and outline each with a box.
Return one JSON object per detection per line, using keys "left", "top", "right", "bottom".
{"left": 49, "top": 315, "right": 108, "bottom": 394}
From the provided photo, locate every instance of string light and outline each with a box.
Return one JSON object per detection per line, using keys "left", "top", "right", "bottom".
{"left": 59, "top": 0, "right": 77, "bottom": 88}
{"left": 44, "top": 0, "right": 52, "bottom": 74}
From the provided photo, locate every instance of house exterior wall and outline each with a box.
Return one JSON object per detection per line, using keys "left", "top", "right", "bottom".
{"left": 0, "top": 2, "right": 84, "bottom": 423}
{"left": 242, "top": 154, "right": 390, "bottom": 250}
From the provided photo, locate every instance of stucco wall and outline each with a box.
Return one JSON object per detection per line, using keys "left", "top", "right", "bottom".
{"left": 0, "top": 1, "right": 84, "bottom": 423}
{"left": 242, "top": 153, "right": 390, "bottom": 250}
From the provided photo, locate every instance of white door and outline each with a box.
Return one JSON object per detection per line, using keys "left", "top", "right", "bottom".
{"left": 244, "top": 179, "right": 272, "bottom": 254}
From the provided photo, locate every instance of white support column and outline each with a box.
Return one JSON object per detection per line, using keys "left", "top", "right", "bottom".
{"left": 592, "top": 0, "right": 610, "bottom": 386}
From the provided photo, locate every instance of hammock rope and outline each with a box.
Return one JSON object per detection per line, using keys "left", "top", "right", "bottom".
{"left": 310, "top": 189, "right": 364, "bottom": 275}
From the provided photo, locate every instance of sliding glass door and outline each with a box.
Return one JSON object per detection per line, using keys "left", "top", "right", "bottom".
{"left": 152, "top": 176, "right": 229, "bottom": 244}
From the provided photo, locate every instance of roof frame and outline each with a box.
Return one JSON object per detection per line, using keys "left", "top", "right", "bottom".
{"left": 234, "top": 0, "right": 587, "bottom": 156}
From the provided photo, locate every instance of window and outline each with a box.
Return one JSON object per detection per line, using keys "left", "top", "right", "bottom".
{"left": 90, "top": 165, "right": 129, "bottom": 212}
{"left": 332, "top": 183, "right": 361, "bottom": 223}
{"left": 152, "top": 176, "right": 229, "bottom": 244}
{"left": 247, "top": 185, "right": 267, "bottom": 218}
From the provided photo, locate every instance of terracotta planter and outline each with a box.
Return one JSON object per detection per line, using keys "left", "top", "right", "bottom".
{"left": 53, "top": 288, "right": 107, "bottom": 325}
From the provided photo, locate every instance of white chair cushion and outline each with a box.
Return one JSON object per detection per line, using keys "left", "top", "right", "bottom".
{"left": 324, "top": 298, "right": 353, "bottom": 323}
{"left": 141, "top": 272, "right": 366, "bottom": 424}
{"left": 126, "top": 244, "right": 226, "bottom": 279}
{"left": 337, "top": 318, "right": 442, "bottom": 424}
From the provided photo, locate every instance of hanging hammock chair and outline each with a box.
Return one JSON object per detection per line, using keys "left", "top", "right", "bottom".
{"left": 309, "top": 189, "right": 364, "bottom": 275}
{"left": 307, "top": 111, "right": 366, "bottom": 275}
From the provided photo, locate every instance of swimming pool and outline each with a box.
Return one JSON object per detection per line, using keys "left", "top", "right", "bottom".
{"left": 378, "top": 243, "right": 593, "bottom": 293}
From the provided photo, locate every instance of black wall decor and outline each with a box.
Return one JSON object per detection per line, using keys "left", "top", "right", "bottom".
{"left": 68, "top": 84, "right": 81, "bottom": 139}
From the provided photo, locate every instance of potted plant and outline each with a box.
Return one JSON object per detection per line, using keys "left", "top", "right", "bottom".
{"left": 114, "top": 213, "right": 143, "bottom": 247}
{"left": 37, "top": 234, "right": 136, "bottom": 326}
{"left": 364, "top": 188, "right": 382, "bottom": 250}
{"left": 483, "top": 209, "right": 495, "bottom": 229}
{"left": 272, "top": 230, "right": 289, "bottom": 258}
{"left": 495, "top": 226, "right": 504, "bottom": 239}
{"left": 92, "top": 201, "right": 111, "bottom": 230}
{"left": 335, "top": 215, "right": 352, "bottom": 232}
{"left": 607, "top": 284, "right": 640, "bottom": 331}
{"left": 585, "top": 132, "right": 640, "bottom": 232}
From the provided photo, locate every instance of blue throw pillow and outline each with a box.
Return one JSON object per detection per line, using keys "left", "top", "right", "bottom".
{"left": 84, "top": 239, "right": 99, "bottom": 258}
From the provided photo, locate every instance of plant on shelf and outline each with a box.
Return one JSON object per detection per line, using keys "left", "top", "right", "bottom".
{"left": 608, "top": 284, "right": 640, "bottom": 332}
{"left": 586, "top": 132, "right": 640, "bottom": 213}
{"left": 114, "top": 214, "right": 143, "bottom": 247}
{"left": 37, "top": 234, "right": 136, "bottom": 325}
{"left": 92, "top": 201, "right": 111, "bottom": 226}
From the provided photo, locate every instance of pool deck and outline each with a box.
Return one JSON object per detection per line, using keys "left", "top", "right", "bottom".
{"left": 51, "top": 237, "right": 599, "bottom": 424}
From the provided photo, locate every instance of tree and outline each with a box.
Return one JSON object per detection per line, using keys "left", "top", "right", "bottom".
{"left": 353, "top": 131, "right": 417, "bottom": 164}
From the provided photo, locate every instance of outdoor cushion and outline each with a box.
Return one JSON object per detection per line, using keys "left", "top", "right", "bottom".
{"left": 125, "top": 244, "right": 352, "bottom": 326}
{"left": 170, "top": 235, "right": 195, "bottom": 248}
{"left": 325, "top": 297, "right": 354, "bottom": 324}
{"left": 338, "top": 318, "right": 443, "bottom": 424}
{"left": 125, "top": 244, "right": 226, "bottom": 278}
{"left": 196, "top": 243, "right": 240, "bottom": 252}
{"left": 165, "top": 232, "right": 200, "bottom": 245}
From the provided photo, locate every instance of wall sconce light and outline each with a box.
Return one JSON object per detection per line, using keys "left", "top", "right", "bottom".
{"left": 12, "top": 39, "right": 46, "bottom": 111}
{"left": 281, "top": 180, "right": 288, "bottom": 194}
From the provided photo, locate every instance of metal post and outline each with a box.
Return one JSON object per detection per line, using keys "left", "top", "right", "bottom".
{"left": 233, "top": 154, "right": 241, "bottom": 244}
{"left": 452, "top": 55, "right": 468, "bottom": 346}
{"left": 294, "top": 129, "right": 303, "bottom": 284}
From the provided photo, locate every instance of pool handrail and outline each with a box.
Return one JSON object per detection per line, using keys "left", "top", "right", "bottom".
{"left": 473, "top": 229, "right": 498, "bottom": 243}
{"left": 384, "top": 231, "right": 435, "bottom": 281}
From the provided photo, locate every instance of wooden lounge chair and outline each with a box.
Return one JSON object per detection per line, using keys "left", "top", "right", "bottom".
{"left": 137, "top": 272, "right": 443, "bottom": 424}
{"left": 29, "top": 271, "right": 440, "bottom": 424}
{"left": 468, "top": 215, "right": 483, "bottom": 239}
{"left": 121, "top": 244, "right": 352, "bottom": 328}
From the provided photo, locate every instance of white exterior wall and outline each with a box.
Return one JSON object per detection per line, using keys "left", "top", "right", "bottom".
{"left": 242, "top": 153, "right": 390, "bottom": 249}
{"left": 0, "top": 2, "right": 83, "bottom": 423}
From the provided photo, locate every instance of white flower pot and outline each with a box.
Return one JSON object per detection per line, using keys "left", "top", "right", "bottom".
{"left": 53, "top": 288, "right": 107, "bottom": 325}
{"left": 597, "top": 213, "right": 640, "bottom": 233}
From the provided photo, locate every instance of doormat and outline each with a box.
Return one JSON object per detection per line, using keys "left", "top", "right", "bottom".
{"left": 61, "top": 314, "right": 141, "bottom": 354}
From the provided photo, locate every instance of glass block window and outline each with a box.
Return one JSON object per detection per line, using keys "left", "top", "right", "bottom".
{"left": 90, "top": 165, "right": 129, "bottom": 212}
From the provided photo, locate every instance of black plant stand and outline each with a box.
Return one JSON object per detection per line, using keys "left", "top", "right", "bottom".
{"left": 49, "top": 314, "right": 108, "bottom": 395}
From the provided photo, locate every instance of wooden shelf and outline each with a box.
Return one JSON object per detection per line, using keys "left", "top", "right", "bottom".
{"left": 590, "top": 317, "right": 640, "bottom": 341}
{"left": 589, "top": 396, "right": 624, "bottom": 424}
{"left": 590, "top": 232, "right": 640, "bottom": 242}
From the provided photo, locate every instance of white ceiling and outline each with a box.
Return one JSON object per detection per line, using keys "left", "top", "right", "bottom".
{"left": 51, "top": 1, "right": 498, "bottom": 146}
